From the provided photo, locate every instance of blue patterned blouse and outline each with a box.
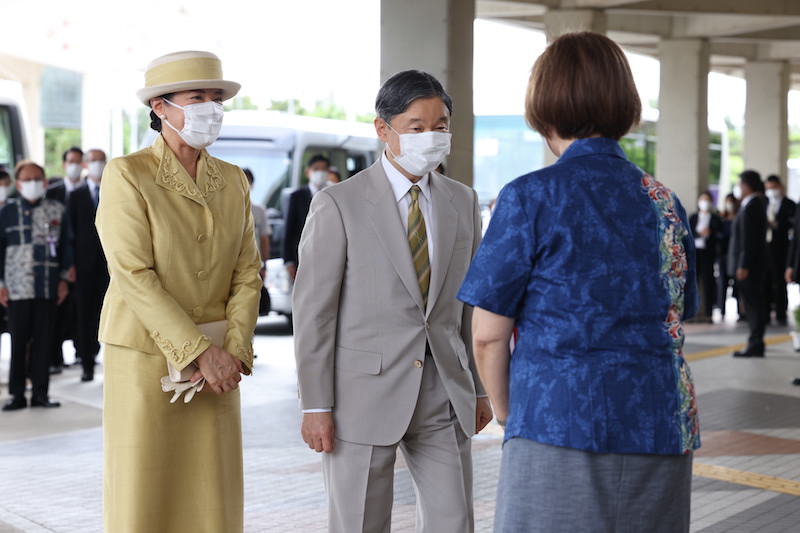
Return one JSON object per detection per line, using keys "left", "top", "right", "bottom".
{"left": 458, "top": 138, "right": 700, "bottom": 455}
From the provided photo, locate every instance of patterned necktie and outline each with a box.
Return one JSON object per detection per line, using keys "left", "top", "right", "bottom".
{"left": 408, "top": 185, "right": 430, "bottom": 308}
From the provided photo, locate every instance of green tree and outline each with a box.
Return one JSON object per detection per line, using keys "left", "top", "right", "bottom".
{"left": 267, "top": 98, "right": 307, "bottom": 115}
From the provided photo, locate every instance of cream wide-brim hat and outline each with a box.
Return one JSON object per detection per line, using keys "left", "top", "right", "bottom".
{"left": 136, "top": 50, "right": 241, "bottom": 106}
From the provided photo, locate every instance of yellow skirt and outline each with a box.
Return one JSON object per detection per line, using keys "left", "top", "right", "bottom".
{"left": 103, "top": 344, "right": 243, "bottom": 533}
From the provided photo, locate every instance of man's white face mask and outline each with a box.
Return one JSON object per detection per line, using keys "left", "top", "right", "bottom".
{"left": 386, "top": 122, "right": 451, "bottom": 177}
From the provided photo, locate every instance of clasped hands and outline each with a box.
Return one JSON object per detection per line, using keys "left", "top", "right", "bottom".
{"left": 162, "top": 345, "right": 244, "bottom": 403}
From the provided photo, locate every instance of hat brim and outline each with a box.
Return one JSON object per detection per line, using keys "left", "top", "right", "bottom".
{"left": 137, "top": 79, "right": 241, "bottom": 106}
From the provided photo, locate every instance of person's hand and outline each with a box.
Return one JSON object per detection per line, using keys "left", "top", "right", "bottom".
{"left": 786, "top": 267, "right": 794, "bottom": 284}
{"left": 67, "top": 265, "right": 77, "bottom": 283}
{"left": 0, "top": 287, "right": 8, "bottom": 308}
{"left": 736, "top": 267, "right": 749, "bottom": 281}
{"left": 286, "top": 263, "right": 297, "bottom": 281}
{"left": 259, "top": 266, "right": 267, "bottom": 281}
{"left": 301, "top": 412, "right": 335, "bottom": 453}
{"left": 56, "top": 280, "right": 69, "bottom": 305}
{"left": 698, "top": 227, "right": 710, "bottom": 237}
{"left": 475, "top": 397, "right": 494, "bottom": 433}
{"left": 193, "top": 345, "right": 243, "bottom": 395}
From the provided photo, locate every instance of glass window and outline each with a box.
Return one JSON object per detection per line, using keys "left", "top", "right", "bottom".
{"left": 0, "top": 106, "right": 14, "bottom": 170}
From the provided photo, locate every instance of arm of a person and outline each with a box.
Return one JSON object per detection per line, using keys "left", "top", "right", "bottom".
{"left": 462, "top": 189, "right": 486, "bottom": 396}
{"left": 222, "top": 171, "right": 263, "bottom": 374}
{"left": 282, "top": 193, "right": 300, "bottom": 265}
{"left": 472, "top": 307, "right": 514, "bottom": 424}
{"left": 294, "top": 191, "right": 346, "bottom": 452}
{"left": 96, "top": 159, "right": 212, "bottom": 370}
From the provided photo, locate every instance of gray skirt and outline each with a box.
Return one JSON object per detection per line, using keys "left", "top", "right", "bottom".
{"left": 494, "top": 437, "right": 692, "bottom": 533}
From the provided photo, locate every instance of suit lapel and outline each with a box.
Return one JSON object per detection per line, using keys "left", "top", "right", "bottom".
{"left": 365, "top": 164, "right": 426, "bottom": 311}
{"left": 426, "top": 175, "right": 458, "bottom": 315}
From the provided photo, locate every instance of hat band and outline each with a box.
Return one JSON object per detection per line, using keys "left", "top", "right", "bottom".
{"left": 145, "top": 57, "right": 223, "bottom": 87}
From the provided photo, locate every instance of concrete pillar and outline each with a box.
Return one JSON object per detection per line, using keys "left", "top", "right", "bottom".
{"left": 380, "top": 0, "right": 474, "bottom": 186}
{"left": 656, "top": 39, "right": 710, "bottom": 207}
{"left": 541, "top": 10, "right": 607, "bottom": 166}
{"left": 744, "top": 61, "right": 790, "bottom": 181}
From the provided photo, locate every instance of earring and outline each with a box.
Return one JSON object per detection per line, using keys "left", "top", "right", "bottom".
{"left": 159, "top": 114, "right": 166, "bottom": 119}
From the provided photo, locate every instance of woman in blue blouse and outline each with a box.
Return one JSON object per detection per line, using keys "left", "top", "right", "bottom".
{"left": 458, "top": 32, "right": 699, "bottom": 533}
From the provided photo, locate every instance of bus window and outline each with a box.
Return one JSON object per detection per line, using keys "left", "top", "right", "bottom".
{"left": 0, "top": 106, "right": 16, "bottom": 169}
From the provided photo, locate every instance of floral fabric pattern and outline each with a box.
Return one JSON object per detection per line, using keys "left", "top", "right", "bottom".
{"left": 458, "top": 137, "right": 700, "bottom": 455}
{"left": 641, "top": 174, "right": 700, "bottom": 454}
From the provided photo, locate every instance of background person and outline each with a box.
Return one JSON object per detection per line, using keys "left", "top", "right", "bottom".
{"left": 68, "top": 148, "right": 108, "bottom": 382}
{"left": 458, "top": 32, "right": 699, "bottom": 533}
{"left": 689, "top": 191, "right": 722, "bottom": 322}
{"left": 0, "top": 160, "right": 71, "bottom": 411}
{"left": 46, "top": 146, "right": 83, "bottom": 373}
{"left": 281, "top": 154, "right": 330, "bottom": 281}
{"left": 718, "top": 193, "right": 740, "bottom": 319}
{"left": 729, "top": 170, "right": 769, "bottom": 357}
{"left": 764, "top": 174, "right": 795, "bottom": 326}
{"left": 97, "top": 51, "right": 261, "bottom": 532}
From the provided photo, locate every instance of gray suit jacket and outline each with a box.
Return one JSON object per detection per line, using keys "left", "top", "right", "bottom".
{"left": 293, "top": 160, "right": 485, "bottom": 446}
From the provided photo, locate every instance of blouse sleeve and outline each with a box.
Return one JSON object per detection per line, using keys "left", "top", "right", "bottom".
{"left": 457, "top": 182, "right": 534, "bottom": 318}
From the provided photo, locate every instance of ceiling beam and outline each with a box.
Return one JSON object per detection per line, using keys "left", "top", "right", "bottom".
{"left": 626, "top": 0, "right": 800, "bottom": 17}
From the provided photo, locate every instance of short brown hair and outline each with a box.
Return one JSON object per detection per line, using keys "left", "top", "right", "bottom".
{"left": 525, "top": 32, "right": 641, "bottom": 141}
{"left": 13, "top": 160, "right": 45, "bottom": 180}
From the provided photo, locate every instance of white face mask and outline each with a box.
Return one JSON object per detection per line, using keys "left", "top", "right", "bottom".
{"left": 19, "top": 180, "right": 46, "bottom": 202}
{"left": 765, "top": 188, "right": 780, "bottom": 200}
{"left": 87, "top": 161, "right": 106, "bottom": 180}
{"left": 65, "top": 162, "right": 82, "bottom": 181}
{"left": 162, "top": 99, "right": 224, "bottom": 149}
{"left": 387, "top": 123, "right": 451, "bottom": 177}
{"left": 733, "top": 184, "right": 742, "bottom": 200}
{"left": 698, "top": 199, "right": 711, "bottom": 212}
{"left": 309, "top": 169, "right": 329, "bottom": 188}
{"left": 0, "top": 185, "right": 9, "bottom": 203}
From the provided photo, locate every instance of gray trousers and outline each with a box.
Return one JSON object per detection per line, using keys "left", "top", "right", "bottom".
{"left": 495, "top": 438, "right": 692, "bottom": 533}
{"left": 322, "top": 355, "right": 473, "bottom": 533}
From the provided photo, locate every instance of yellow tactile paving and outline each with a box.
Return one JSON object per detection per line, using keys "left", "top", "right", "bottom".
{"left": 685, "top": 334, "right": 792, "bottom": 362}
{"left": 693, "top": 462, "right": 800, "bottom": 496}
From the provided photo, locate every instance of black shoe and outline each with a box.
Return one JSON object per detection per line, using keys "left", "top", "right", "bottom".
{"left": 2, "top": 397, "right": 27, "bottom": 411}
{"left": 80, "top": 373, "right": 94, "bottom": 382}
{"left": 48, "top": 365, "right": 63, "bottom": 375}
{"left": 733, "top": 349, "right": 765, "bottom": 358}
{"left": 792, "top": 378, "right": 800, "bottom": 386}
{"left": 30, "top": 397, "right": 61, "bottom": 408}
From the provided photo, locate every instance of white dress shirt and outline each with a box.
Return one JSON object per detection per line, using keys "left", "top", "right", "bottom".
{"left": 380, "top": 153, "right": 435, "bottom": 263}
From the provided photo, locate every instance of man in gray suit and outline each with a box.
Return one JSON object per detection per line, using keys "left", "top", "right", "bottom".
{"left": 293, "top": 70, "right": 493, "bottom": 532}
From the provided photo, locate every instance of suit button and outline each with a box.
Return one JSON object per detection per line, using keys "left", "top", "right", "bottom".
{"left": 192, "top": 306, "right": 203, "bottom": 317}
{"left": 413, "top": 359, "right": 423, "bottom": 368}
{"left": 197, "top": 233, "right": 207, "bottom": 242}
{"left": 425, "top": 321, "right": 431, "bottom": 330}
{"left": 197, "top": 270, "right": 208, "bottom": 280}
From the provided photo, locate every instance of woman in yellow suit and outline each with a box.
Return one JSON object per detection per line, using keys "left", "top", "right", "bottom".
{"left": 97, "top": 51, "right": 262, "bottom": 533}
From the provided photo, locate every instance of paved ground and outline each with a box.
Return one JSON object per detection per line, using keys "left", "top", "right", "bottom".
{"left": 1, "top": 307, "right": 800, "bottom": 532}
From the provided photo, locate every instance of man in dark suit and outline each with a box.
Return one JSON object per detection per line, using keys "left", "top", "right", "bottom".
{"left": 45, "top": 146, "right": 83, "bottom": 372}
{"left": 281, "top": 154, "right": 330, "bottom": 281}
{"left": 67, "top": 149, "right": 109, "bottom": 381}
{"left": 729, "top": 170, "right": 769, "bottom": 357}
{"left": 764, "top": 175, "right": 795, "bottom": 326}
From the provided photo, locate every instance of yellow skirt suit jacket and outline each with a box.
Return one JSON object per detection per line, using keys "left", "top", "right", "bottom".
{"left": 97, "top": 134, "right": 261, "bottom": 533}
